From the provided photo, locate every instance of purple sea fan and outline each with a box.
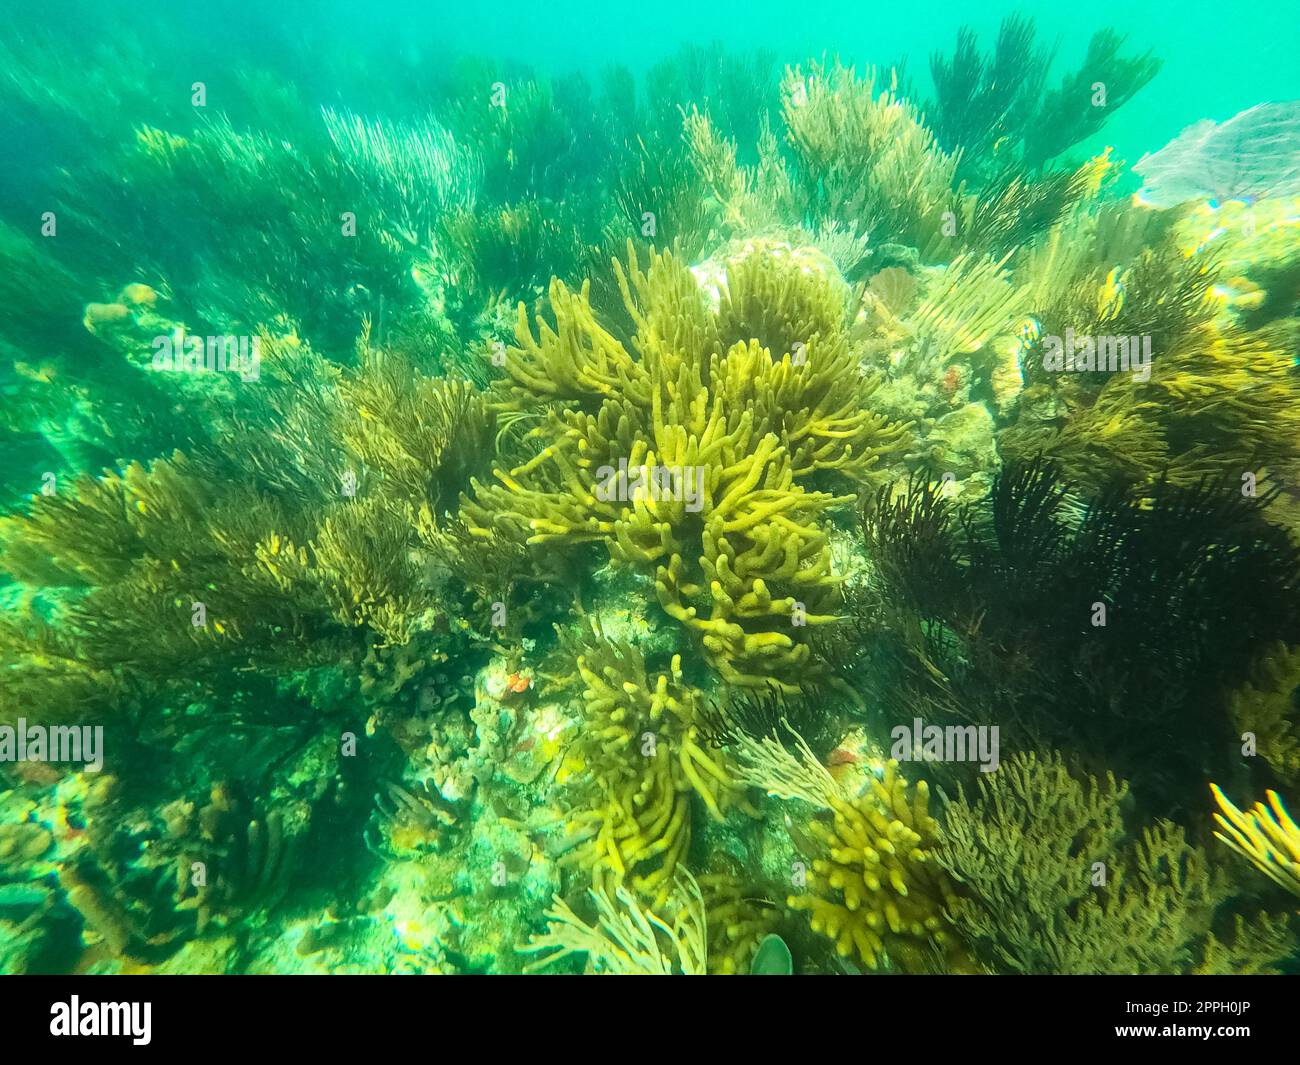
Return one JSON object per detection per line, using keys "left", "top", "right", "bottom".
{"left": 1134, "top": 101, "right": 1300, "bottom": 207}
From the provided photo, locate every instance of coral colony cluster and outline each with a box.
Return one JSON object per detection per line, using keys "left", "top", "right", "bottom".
{"left": 2, "top": 10, "right": 1300, "bottom": 975}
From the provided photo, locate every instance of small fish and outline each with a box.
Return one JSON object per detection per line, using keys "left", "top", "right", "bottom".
{"left": 826, "top": 748, "right": 859, "bottom": 767}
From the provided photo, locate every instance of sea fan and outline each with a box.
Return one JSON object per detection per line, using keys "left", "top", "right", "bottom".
{"left": 1134, "top": 101, "right": 1300, "bottom": 206}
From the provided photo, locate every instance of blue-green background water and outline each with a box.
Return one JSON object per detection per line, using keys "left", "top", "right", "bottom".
{"left": 23, "top": 0, "right": 1300, "bottom": 166}
{"left": 134, "top": 0, "right": 1300, "bottom": 163}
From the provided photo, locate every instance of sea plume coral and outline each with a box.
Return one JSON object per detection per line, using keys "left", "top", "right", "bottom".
{"left": 940, "top": 753, "right": 1296, "bottom": 974}
{"left": 523, "top": 870, "right": 708, "bottom": 974}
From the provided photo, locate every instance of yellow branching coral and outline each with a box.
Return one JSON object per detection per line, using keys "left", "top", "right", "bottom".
{"left": 787, "top": 760, "right": 966, "bottom": 972}
{"left": 1211, "top": 784, "right": 1300, "bottom": 898}
{"left": 552, "top": 628, "right": 746, "bottom": 906}
{"left": 465, "top": 240, "right": 908, "bottom": 691}
{"left": 697, "top": 871, "right": 783, "bottom": 975}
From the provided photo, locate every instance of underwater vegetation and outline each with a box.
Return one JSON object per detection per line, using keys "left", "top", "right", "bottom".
{"left": 2, "top": 4, "right": 1300, "bottom": 976}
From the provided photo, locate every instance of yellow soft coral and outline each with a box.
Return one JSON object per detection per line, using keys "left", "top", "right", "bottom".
{"left": 787, "top": 760, "right": 967, "bottom": 971}
{"left": 465, "top": 240, "right": 908, "bottom": 691}
{"left": 553, "top": 630, "right": 747, "bottom": 906}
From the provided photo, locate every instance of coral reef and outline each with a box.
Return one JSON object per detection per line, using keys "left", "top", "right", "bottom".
{"left": 1, "top": 3, "right": 1296, "bottom": 978}
{"left": 940, "top": 753, "right": 1296, "bottom": 974}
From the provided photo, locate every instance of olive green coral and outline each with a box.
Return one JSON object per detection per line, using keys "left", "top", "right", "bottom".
{"left": 940, "top": 753, "right": 1297, "bottom": 974}
{"left": 1227, "top": 643, "right": 1300, "bottom": 788}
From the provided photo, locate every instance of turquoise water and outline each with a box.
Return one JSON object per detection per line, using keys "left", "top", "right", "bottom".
{"left": 1, "top": 0, "right": 1299, "bottom": 976}
{"left": 144, "top": 0, "right": 1300, "bottom": 162}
